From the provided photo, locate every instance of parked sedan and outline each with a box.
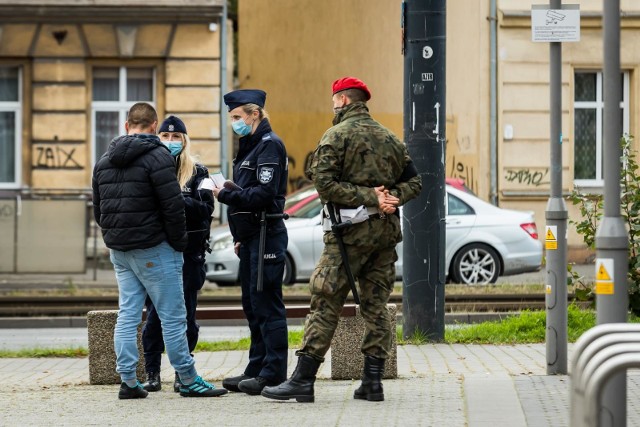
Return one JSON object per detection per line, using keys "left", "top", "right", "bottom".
{"left": 205, "top": 185, "right": 542, "bottom": 286}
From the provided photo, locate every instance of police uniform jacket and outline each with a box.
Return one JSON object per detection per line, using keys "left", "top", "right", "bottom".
{"left": 182, "top": 162, "right": 214, "bottom": 255}
{"left": 217, "top": 119, "right": 288, "bottom": 242}
{"left": 92, "top": 133, "right": 188, "bottom": 252}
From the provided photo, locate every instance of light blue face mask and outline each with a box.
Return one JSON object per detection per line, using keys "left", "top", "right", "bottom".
{"left": 165, "top": 142, "right": 183, "bottom": 157}
{"left": 231, "top": 118, "right": 253, "bottom": 136}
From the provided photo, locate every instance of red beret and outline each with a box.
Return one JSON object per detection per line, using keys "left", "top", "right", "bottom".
{"left": 332, "top": 76, "right": 371, "bottom": 100}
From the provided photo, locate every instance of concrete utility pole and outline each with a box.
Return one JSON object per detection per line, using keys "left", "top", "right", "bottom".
{"left": 401, "top": 0, "right": 446, "bottom": 341}
{"left": 545, "top": 0, "right": 568, "bottom": 376}
{"left": 596, "top": 0, "right": 629, "bottom": 423}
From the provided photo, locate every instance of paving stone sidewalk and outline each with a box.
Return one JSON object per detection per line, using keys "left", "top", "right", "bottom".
{"left": 2, "top": 343, "right": 639, "bottom": 426}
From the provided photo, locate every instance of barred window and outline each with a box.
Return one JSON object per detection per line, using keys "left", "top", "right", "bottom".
{"left": 574, "top": 71, "right": 629, "bottom": 187}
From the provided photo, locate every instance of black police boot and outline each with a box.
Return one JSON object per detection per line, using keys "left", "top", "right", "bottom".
{"left": 261, "top": 355, "right": 321, "bottom": 403}
{"left": 142, "top": 372, "right": 161, "bottom": 392}
{"left": 238, "top": 376, "right": 275, "bottom": 395}
{"left": 222, "top": 374, "right": 252, "bottom": 392}
{"left": 353, "top": 356, "right": 385, "bottom": 401}
{"left": 173, "top": 371, "right": 181, "bottom": 393}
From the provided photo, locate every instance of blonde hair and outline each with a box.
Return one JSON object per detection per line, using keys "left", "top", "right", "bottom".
{"left": 175, "top": 133, "right": 197, "bottom": 189}
{"left": 241, "top": 103, "right": 269, "bottom": 121}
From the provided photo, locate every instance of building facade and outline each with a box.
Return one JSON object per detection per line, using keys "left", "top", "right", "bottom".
{"left": 0, "top": 0, "right": 231, "bottom": 272}
{"left": 238, "top": 0, "right": 640, "bottom": 260}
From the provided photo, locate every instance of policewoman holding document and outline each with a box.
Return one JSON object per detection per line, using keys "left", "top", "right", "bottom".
{"left": 141, "top": 116, "right": 215, "bottom": 393}
{"left": 213, "top": 89, "right": 289, "bottom": 396}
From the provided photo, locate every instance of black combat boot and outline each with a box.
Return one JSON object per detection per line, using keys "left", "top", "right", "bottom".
{"left": 260, "top": 355, "right": 321, "bottom": 403}
{"left": 142, "top": 372, "right": 161, "bottom": 392}
{"left": 353, "top": 356, "right": 385, "bottom": 401}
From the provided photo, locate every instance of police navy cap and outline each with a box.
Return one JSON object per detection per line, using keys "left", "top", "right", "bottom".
{"left": 223, "top": 89, "right": 266, "bottom": 111}
{"left": 159, "top": 115, "right": 187, "bottom": 134}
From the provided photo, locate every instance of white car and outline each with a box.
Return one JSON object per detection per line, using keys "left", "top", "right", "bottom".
{"left": 205, "top": 185, "right": 543, "bottom": 286}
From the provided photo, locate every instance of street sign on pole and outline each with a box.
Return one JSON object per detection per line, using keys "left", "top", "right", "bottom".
{"left": 531, "top": 4, "right": 580, "bottom": 42}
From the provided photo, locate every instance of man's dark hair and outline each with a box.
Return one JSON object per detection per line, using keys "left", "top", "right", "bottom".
{"left": 127, "top": 102, "right": 158, "bottom": 129}
{"left": 341, "top": 88, "right": 368, "bottom": 103}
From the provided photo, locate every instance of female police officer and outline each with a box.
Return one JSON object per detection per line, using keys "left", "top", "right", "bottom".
{"left": 213, "top": 89, "right": 289, "bottom": 395}
{"left": 141, "top": 116, "right": 217, "bottom": 393}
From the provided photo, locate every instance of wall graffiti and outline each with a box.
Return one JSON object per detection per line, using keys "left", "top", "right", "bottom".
{"left": 34, "top": 145, "right": 82, "bottom": 169}
{"left": 448, "top": 154, "right": 478, "bottom": 194}
{"left": 504, "top": 168, "right": 549, "bottom": 186}
{"left": 0, "top": 203, "right": 14, "bottom": 219}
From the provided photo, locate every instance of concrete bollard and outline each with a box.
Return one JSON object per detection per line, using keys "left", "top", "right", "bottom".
{"left": 87, "top": 310, "right": 145, "bottom": 385}
{"left": 330, "top": 304, "right": 397, "bottom": 380}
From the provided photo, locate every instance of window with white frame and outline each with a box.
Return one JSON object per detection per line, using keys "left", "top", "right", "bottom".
{"left": 574, "top": 71, "right": 629, "bottom": 186}
{"left": 91, "top": 67, "right": 155, "bottom": 163}
{"left": 0, "top": 66, "right": 21, "bottom": 188}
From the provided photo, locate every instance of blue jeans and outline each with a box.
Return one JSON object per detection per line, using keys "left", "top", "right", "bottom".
{"left": 142, "top": 253, "right": 205, "bottom": 373}
{"left": 110, "top": 241, "right": 197, "bottom": 383}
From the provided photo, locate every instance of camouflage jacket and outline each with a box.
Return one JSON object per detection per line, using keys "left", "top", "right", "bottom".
{"left": 306, "top": 102, "right": 422, "bottom": 246}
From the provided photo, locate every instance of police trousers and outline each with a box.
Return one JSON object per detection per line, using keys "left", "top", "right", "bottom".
{"left": 297, "top": 238, "right": 397, "bottom": 362}
{"left": 239, "top": 229, "right": 288, "bottom": 383}
{"left": 142, "top": 253, "right": 206, "bottom": 373}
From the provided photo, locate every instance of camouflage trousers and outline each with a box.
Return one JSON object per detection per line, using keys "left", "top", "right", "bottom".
{"left": 296, "top": 236, "right": 397, "bottom": 361}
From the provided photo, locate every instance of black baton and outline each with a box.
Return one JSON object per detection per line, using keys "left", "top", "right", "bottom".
{"left": 257, "top": 211, "right": 289, "bottom": 292}
{"left": 326, "top": 202, "right": 361, "bottom": 305}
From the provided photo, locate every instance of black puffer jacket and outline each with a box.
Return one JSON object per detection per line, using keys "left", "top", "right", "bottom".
{"left": 92, "top": 133, "right": 188, "bottom": 252}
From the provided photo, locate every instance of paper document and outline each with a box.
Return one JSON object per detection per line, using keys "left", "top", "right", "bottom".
{"left": 197, "top": 177, "right": 215, "bottom": 191}
{"left": 209, "top": 172, "right": 242, "bottom": 191}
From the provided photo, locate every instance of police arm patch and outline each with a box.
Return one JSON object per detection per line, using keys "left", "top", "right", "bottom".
{"left": 258, "top": 167, "right": 274, "bottom": 184}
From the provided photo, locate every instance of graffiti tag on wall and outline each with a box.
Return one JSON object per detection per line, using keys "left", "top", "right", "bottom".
{"left": 448, "top": 154, "right": 478, "bottom": 194}
{"left": 504, "top": 168, "right": 549, "bottom": 186}
{"left": 34, "top": 145, "right": 82, "bottom": 169}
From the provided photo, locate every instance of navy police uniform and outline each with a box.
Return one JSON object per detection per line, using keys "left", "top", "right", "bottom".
{"left": 218, "top": 89, "right": 289, "bottom": 386}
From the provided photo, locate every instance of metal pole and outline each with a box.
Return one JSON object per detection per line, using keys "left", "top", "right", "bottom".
{"left": 489, "top": 0, "right": 498, "bottom": 206}
{"left": 402, "top": 0, "right": 446, "bottom": 341}
{"left": 545, "top": 0, "right": 568, "bottom": 375}
{"left": 219, "top": 1, "right": 229, "bottom": 224}
{"left": 597, "top": 0, "right": 628, "bottom": 423}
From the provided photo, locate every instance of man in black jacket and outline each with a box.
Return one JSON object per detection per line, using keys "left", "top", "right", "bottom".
{"left": 92, "top": 102, "right": 226, "bottom": 399}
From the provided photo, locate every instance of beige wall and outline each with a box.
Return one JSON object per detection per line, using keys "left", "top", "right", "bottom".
{"left": 0, "top": 20, "right": 229, "bottom": 190}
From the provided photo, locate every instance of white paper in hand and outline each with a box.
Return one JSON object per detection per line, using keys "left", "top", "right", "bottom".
{"left": 198, "top": 177, "right": 215, "bottom": 191}
{"left": 209, "top": 172, "right": 226, "bottom": 188}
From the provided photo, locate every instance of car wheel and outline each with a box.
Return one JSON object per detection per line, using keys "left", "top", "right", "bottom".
{"left": 283, "top": 255, "right": 294, "bottom": 286}
{"left": 451, "top": 243, "right": 501, "bottom": 285}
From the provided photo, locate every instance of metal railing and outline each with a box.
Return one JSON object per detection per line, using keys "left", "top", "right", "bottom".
{"left": 571, "top": 323, "right": 640, "bottom": 426}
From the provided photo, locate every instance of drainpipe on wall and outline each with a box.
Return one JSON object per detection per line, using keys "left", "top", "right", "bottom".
{"left": 489, "top": 0, "right": 498, "bottom": 205}
{"left": 219, "top": 1, "right": 228, "bottom": 223}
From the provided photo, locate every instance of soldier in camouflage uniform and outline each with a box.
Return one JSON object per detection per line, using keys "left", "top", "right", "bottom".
{"left": 262, "top": 77, "right": 422, "bottom": 403}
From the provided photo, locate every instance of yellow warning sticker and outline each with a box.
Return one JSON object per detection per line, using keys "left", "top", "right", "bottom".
{"left": 546, "top": 227, "right": 557, "bottom": 241}
{"left": 596, "top": 260, "right": 612, "bottom": 282}
{"left": 546, "top": 241, "right": 558, "bottom": 250}
{"left": 545, "top": 285, "right": 552, "bottom": 294}
{"left": 595, "top": 282, "right": 614, "bottom": 295}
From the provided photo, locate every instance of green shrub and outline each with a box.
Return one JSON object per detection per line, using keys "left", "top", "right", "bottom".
{"left": 569, "top": 135, "right": 640, "bottom": 315}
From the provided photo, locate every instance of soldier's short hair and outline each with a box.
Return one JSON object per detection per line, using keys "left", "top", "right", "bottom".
{"left": 340, "top": 88, "right": 368, "bottom": 103}
{"left": 127, "top": 102, "right": 158, "bottom": 129}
